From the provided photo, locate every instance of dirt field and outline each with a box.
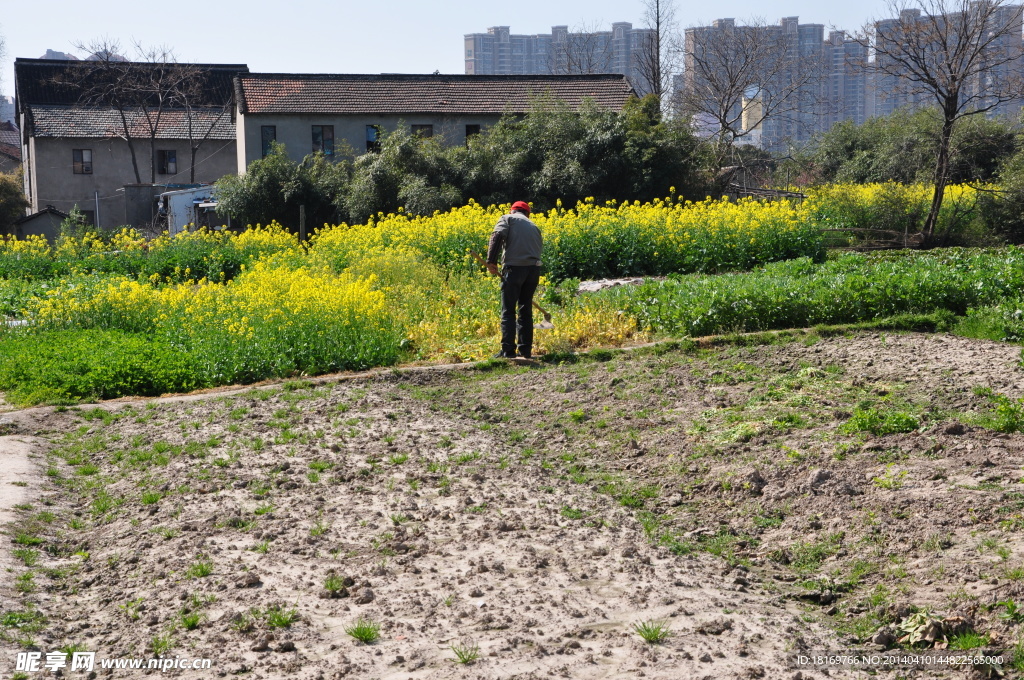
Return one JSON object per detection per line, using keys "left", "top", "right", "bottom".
{"left": 2, "top": 331, "right": 1024, "bottom": 679}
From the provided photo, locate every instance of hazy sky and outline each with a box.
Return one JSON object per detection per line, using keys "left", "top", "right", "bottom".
{"left": 1, "top": 0, "right": 896, "bottom": 100}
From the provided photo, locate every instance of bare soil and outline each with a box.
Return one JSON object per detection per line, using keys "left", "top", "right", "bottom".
{"left": 2, "top": 331, "right": 1024, "bottom": 679}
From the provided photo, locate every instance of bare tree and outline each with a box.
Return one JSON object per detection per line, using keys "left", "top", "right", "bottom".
{"left": 59, "top": 40, "right": 233, "bottom": 185}
{"left": 678, "top": 18, "right": 829, "bottom": 164}
{"left": 65, "top": 39, "right": 145, "bottom": 183}
{"left": 131, "top": 43, "right": 201, "bottom": 183}
{"left": 547, "top": 22, "right": 615, "bottom": 75}
{"left": 853, "top": 0, "right": 1024, "bottom": 241}
{"left": 173, "top": 76, "right": 232, "bottom": 183}
{"left": 635, "top": 0, "right": 680, "bottom": 100}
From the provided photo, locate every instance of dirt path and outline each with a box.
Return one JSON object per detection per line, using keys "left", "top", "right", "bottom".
{"left": 0, "top": 424, "right": 43, "bottom": 656}
{"left": 0, "top": 434, "right": 38, "bottom": 540}
{"left": 1, "top": 332, "right": 1022, "bottom": 679}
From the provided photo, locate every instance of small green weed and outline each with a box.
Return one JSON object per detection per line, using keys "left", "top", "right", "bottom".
{"left": 873, "top": 465, "right": 908, "bottom": 490}
{"left": 150, "top": 632, "right": 174, "bottom": 655}
{"left": 450, "top": 640, "right": 480, "bottom": 664}
{"left": 632, "top": 619, "right": 671, "bottom": 643}
{"left": 1000, "top": 600, "right": 1024, "bottom": 624}
{"left": 12, "top": 549, "right": 39, "bottom": 567}
{"left": 841, "top": 406, "right": 918, "bottom": 436}
{"left": 344, "top": 617, "right": 381, "bottom": 644}
{"left": 561, "top": 507, "right": 586, "bottom": 520}
{"left": 324, "top": 573, "right": 348, "bottom": 595}
{"left": 179, "top": 611, "right": 204, "bottom": 630}
{"left": 261, "top": 605, "right": 299, "bottom": 629}
{"left": 948, "top": 630, "right": 988, "bottom": 650}
{"left": 185, "top": 557, "right": 214, "bottom": 579}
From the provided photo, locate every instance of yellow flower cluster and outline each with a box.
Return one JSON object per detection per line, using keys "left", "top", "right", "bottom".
{"left": 310, "top": 196, "right": 824, "bottom": 280}
{"left": 32, "top": 258, "right": 390, "bottom": 346}
{"left": 0, "top": 234, "right": 51, "bottom": 257}
{"left": 803, "top": 182, "right": 982, "bottom": 239}
{"left": 10, "top": 187, "right": 984, "bottom": 374}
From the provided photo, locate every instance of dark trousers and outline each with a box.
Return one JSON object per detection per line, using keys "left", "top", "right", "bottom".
{"left": 500, "top": 265, "right": 541, "bottom": 357}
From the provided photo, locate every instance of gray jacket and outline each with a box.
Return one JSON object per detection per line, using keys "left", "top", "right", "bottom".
{"left": 486, "top": 212, "right": 543, "bottom": 267}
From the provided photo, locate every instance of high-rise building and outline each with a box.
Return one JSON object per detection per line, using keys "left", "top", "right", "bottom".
{"left": 869, "top": 5, "right": 1024, "bottom": 119}
{"left": 0, "top": 96, "right": 15, "bottom": 126}
{"left": 682, "top": 16, "right": 867, "bottom": 151}
{"left": 464, "top": 23, "right": 656, "bottom": 95}
{"left": 684, "top": 6, "right": 1024, "bottom": 152}
{"left": 826, "top": 31, "right": 868, "bottom": 128}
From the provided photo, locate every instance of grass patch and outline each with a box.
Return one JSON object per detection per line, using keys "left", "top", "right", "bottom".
{"left": 344, "top": 617, "right": 381, "bottom": 644}
{"left": 840, "top": 406, "right": 919, "bottom": 436}
{"left": 632, "top": 619, "right": 671, "bottom": 644}
{"left": 185, "top": 557, "right": 214, "bottom": 579}
{"left": 450, "top": 640, "right": 480, "bottom": 665}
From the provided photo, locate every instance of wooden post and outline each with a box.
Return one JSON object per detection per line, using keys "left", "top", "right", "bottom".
{"left": 299, "top": 204, "right": 307, "bottom": 241}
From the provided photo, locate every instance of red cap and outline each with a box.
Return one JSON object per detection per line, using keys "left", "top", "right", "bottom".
{"left": 510, "top": 201, "right": 531, "bottom": 214}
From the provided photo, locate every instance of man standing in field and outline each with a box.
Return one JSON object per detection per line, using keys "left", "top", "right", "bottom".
{"left": 486, "top": 201, "right": 543, "bottom": 359}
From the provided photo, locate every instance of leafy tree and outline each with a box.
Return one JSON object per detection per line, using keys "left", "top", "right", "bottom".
{"left": 800, "top": 107, "right": 1017, "bottom": 185}
{"left": 851, "top": 0, "right": 1024, "bottom": 240}
{"left": 342, "top": 129, "right": 461, "bottom": 223}
{"left": 460, "top": 95, "right": 708, "bottom": 209}
{"left": 217, "top": 96, "right": 712, "bottom": 228}
{"left": 216, "top": 144, "right": 350, "bottom": 230}
{"left": 978, "top": 135, "right": 1024, "bottom": 243}
{"left": 0, "top": 170, "right": 28, "bottom": 234}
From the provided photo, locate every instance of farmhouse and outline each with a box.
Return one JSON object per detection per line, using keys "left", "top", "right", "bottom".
{"left": 14, "top": 58, "right": 248, "bottom": 231}
{"left": 233, "top": 73, "right": 636, "bottom": 171}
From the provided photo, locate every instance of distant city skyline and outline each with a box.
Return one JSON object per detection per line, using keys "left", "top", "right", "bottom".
{"left": 2, "top": 0, "right": 900, "bottom": 101}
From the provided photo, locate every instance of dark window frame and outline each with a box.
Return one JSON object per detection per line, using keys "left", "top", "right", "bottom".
{"left": 261, "top": 126, "right": 277, "bottom": 157}
{"left": 73, "top": 148, "right": 92, "bottom": 174}
{"left": 366, "top": 124, "right": 382, "bottom": 152}
{"left": 312, "top": 125, "right": 335, "bottom": 156}
{"left": 157, "top": 149, "right": 177, "bottom": 175}
{"left": 411, "top": 124, "right": 434, "bottom": 138}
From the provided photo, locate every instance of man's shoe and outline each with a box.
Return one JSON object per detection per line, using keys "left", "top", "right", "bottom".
{"left": 492, "top": 352, "right": 514, "bottom": 359}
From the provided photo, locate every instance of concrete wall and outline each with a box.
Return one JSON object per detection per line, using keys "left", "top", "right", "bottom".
{"left": 236, "top": 112, "right": 502, "bottom": 172}
{"left": 123, "top": 185, "right": 167, "bottom": 233}
{"left": 11, "top": 212, "right": 63, "bottom": 240}
{"left": 0, "top": 154, "right": 19, "bottom": 174}
{"left": 26, "top": 136, "right": 236, "bottom": 231}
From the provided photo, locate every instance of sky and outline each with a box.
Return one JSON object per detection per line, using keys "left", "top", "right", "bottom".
{"left": 1, "top": 0, "right": 897, "bottom": 101}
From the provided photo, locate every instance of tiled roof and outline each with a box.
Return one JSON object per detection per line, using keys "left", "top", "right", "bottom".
{"left": 28, "top": 105, "right": 236, "bottom": 140}
{"left": 236, "top": 73, "right": 636, "bottom": 115}
{"left": 14, "top": 58, "right": 248, "bottom": 110}
{"left": 0, "top": 121, "right": 19, "bottom": 148}
{"left": 15, "top": 206, "right": 68, "bottom": 225}
{"left": 0, "top": 144, "right": 20, "bottom": 162}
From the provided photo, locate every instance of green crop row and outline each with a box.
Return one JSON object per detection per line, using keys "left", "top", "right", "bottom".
{"left": 602, "top": 248, "right": 1024, "bottom": 338}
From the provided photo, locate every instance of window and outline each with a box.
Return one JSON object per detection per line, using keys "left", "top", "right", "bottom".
{"left": 73, "top": 149, "right": 92, "bottom": 174}
{"left": 157, "top": 150, "right": 177, "bottom": 175}
{"left": 366, "top": 125, "right": 382, "bottom": 152}
{"left": 411, "top": 124, "right": 433, "bottom": 138}
{"left": 261, "top": 126, "right": 277, "bottom": 157}
{"left": 465, "top": 124, "right": 481, "bottom": 139}
{"left": 81, "top": 210, "right": 95, "bottom": 226}
{"left": 312, "top": 125, "right": 334, "bottom": 156}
